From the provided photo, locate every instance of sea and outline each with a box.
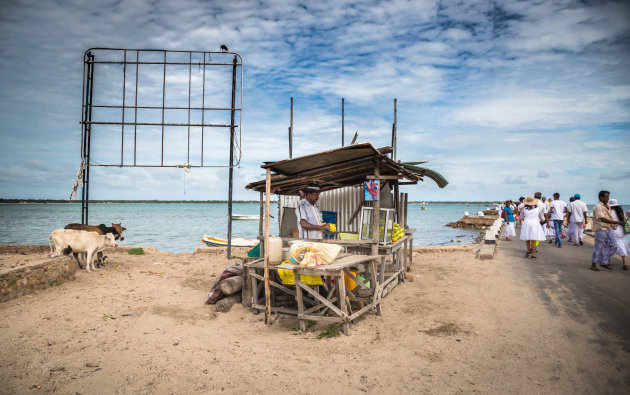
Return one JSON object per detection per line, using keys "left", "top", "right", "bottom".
{"left": 1, "top": 202, "right": 626, "bottom": 253}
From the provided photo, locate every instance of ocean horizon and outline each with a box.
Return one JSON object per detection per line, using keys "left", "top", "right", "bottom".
{"left": 1, "top": 201, "right": 626, "bottom": 253}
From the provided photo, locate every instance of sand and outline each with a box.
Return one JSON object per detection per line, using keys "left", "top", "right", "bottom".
{"left": 0, "top": 244, "right": 626, "bottom": 394}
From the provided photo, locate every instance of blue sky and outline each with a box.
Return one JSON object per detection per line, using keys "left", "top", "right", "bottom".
{"left": 0, "top": 0, "right": 629, "bottom": 204}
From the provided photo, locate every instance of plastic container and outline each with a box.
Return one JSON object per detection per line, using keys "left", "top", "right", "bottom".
{"left": 268, "top": 236, "right": 283, "bottom": 265}
{"left": 282, "top": 247, "right": 290, "bottom": 261}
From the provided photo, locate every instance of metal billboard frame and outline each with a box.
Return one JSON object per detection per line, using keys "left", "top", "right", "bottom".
{"left": 79, "top": 48, "right": 243, "bottom": 256}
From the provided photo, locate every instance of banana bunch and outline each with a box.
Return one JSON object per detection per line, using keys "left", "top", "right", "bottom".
{"left": 392, "top": 222, "right": 405, "bottom": 242}
{"left": 322, "top": 222, "right": 337, "bottom": 232}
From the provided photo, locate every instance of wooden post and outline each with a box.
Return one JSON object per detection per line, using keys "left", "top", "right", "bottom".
{"left": 403, "top": 193, "right": 408, "bottom": 228}
{"left": 341, "top": 98, "right": 345, "bottom": 147}
{"left": 371, "top": 163, "right": 382, "bottom": 316}
{"left": 289, "top": 97, "right": 293, "bottom": 158}
{"left": 258, "top": 192, "right": 264, "bottom": 258}
{"left": 264, "top": 168, "right": 272, "bottom": 324}
{"left": 393, "top": 98, "right": 397, "bottom": 161}
{"left": 394, "top": 182, "right": 400, "bottom": 224}
{"left": 371, "top": 163, "right": 381, "bottom": 257}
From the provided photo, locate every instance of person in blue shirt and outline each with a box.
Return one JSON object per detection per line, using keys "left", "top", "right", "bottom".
{"left": 503, "top": 200, "right": 516, "bottom": 241}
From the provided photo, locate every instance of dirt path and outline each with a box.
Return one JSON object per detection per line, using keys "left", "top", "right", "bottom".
{"left": 0, "top": 244, "right": 627, "bottom": 394}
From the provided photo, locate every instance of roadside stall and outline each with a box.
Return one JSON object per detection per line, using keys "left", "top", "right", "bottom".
{"left": 243, "top": 143, "right": 446, "bottom": 334}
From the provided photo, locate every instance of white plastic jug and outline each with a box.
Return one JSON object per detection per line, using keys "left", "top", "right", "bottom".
{"left": 268, "top": 236, "right": 283, "bottom": 265}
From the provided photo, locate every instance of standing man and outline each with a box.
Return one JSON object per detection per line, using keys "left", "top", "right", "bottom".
{"left": 548, "top": 192, "right": 568, "bottom": 247}
{"left": 296, "top": 183, "right": 330, "bottom": 239}
{"left": 591, "top": 190, "right": 625, "bottom": 271}
{"left": 568, "top": 193, "right": 588, "bottom": 246}
{"left": 534, "top": 192, "right": 549, "bottom": 226}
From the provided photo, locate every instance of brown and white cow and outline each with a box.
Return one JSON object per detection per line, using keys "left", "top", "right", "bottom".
{"left": 64, "top": 223, "right": 126, "bottom": 266}
{"left": 64, "top": 223, "right": 126, "bottom": 240}
{"left": 49, "top": 229, "right": 118, "bottom": 272}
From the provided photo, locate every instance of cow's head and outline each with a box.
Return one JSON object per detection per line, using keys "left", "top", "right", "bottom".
{"left": 104, "top": 233, "right": 118, "bottom": 248}
{"left": 111, "top": 223, "right": 126, "bottom": 240}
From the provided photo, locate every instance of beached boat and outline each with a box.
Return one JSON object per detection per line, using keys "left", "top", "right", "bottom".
{"left": 201, "top": 235, "right": 258, "bottom": 247}
{"left": 231, "top": 214, "right": 260, "bottom": 221}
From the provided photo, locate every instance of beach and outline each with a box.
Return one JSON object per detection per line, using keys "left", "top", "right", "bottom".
{"left": 1, "top": 239, "right": 628, "bottom": 394}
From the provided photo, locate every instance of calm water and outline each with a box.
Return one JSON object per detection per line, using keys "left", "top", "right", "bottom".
{"left": 2, "top": 202, "right": 625, "bottom": 253}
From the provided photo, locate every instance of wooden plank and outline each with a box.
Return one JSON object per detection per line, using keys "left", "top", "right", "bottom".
{"left": 379, "top": 255, "right": 386, "bottom": 284}
{"left": 343, "top": 269, "right": 370, "bottom": 291}
{"left": 381, "top": 270, "right": 401, "bottom": 289}
{"left": 250, "top": 273, "right": 295, "bottom": 296}
{"left": 251, "top": 272, "right": 259, "bottom": 308}
{"left": 295, "top": 274, "right": 306, "bottom": 331}
{"left": 295, "top": 278, "right": 347, "bottom": 318}
{"left": 348, "top": 297, "right": 383, "bottom": 321}
{"left": 369, "top": 260, "right": 382, "bottom": 316}
{"left": 366, "top": 175, "right": 400, "bottom": 180}
{"left": 252, "top": 304, "right": 299, "bottom": 315}
{"left": 304, "top": 302, "right": 327, "bottom": 315}
{"left": 297, "top": 314, "right": 344, "bottom": 324}
{"left": 336, "top": 274, "right": 350, "bottom": 335}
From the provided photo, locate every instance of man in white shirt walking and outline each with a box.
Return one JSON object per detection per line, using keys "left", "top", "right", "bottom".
{"left": 549, "top": 192, "right": 568, "bottom": 247}
{"left": 568, "top": 193, "right": 588, "bottom": 246}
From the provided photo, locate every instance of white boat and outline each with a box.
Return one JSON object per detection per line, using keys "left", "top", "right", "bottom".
{"left": 231, "top": 214, "right": 260, "bottom": 221}
{"left": 201, "top": 235, "right": 258, "bottom": 247}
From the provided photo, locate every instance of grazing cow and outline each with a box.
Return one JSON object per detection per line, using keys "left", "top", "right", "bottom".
{"left": 64, "top": 223, "right": 126, "bottom": 266}
{"left": 49, "top": 229, "right": 118, "bottom": 272}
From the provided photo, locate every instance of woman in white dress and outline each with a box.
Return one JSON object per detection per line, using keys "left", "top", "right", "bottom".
{"left": 519, "top": 196, "right": 547, "bottom": 259}
{"left": 609, "top": 199, "right": 629, "bottom": 270}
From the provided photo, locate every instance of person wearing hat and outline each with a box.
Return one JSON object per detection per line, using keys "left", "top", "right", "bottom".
{"left": 608, "top": 198, "right": 629, "bottom": 270}
{"left": 548, "top": 192, "right": 568, "bottom": 247}
{"left": 519, "top": 196, "right": 547, "bottom": 258}
{"left": 295, "top": 183, "right": 330, "bottom": 239}
{"left": 591, "top": 190, "right": 625, "bottom": 271}
{"left": 568, "top": 193, "right": 588, "bottom": 246}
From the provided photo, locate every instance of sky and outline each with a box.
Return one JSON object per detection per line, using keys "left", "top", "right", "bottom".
{"left": 0, "top": 0, "right": 629, "bottom": 204}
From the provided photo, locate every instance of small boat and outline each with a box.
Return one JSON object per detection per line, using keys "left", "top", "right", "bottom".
{"left": 421, "top": 205, "right": 427, "bottom": 210}
{"left": 231, "top": 214, "right": 260, "bottom": 221}
{"left": 201, "top": 235, "right": 258, "bottom": 247}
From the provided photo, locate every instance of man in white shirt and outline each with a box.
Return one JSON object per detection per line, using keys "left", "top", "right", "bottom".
{"left": 568, "top": 193, "right": 588, "bottom": 246}
{"left": 295, "top": 183, "right": 330, "bottom": 239}
{"left": 549, "top": 192, "right": 568, "bottom": 247}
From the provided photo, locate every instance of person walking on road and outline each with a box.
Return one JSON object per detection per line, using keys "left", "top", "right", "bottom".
{"left": 591, "top": 191, "right": 625, "bottom": 271}
{"left": 608, "top": 199, "right": 629, "bottom": 270}
{"left": 568, "top": 194, "right": 588, "bottom": 246}
{"left": 549, "top": 192, "right": 568, "bottom": 248}
{"left": 503, "top": 200, "right": 516, "bottom": 241}
{"left": 519, "top": 196, "right": 547, "bottom": 259}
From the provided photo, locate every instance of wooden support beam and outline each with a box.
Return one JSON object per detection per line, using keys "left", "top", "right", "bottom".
{"left": 264, "top": 168, "right": 271, "bottom": 324}
{"left": 366, "top": 175, "right": 401, "bottom": 180}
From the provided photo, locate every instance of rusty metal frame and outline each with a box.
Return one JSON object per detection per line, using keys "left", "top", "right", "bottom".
{"left": 79, "top": 48, "right": 243, "bottom": 256}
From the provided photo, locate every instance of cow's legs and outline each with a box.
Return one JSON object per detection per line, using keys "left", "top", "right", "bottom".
{"left": 73, "top": 253, "right": 84, "bottom": 269}
{"left": 85, "top": 250, "right": 95, "bottom": 272}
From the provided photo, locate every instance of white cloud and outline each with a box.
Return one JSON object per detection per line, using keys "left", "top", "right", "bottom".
{"left": 0, "top": 0, "right": 629, "bottom": 203}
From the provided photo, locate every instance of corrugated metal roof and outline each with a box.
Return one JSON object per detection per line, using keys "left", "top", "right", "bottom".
{"left": 246, "top": 143, "right": 422, "bottom": 195}
{"left": 262, "top": 143, "right": 382, "bottom": 175}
